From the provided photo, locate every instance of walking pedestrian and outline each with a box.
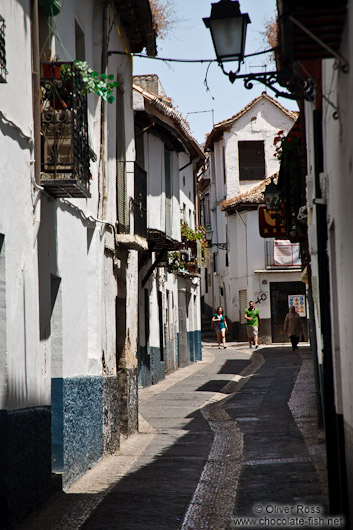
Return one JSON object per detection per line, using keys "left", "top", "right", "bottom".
{"left": 244, "top": 301, "right": 261, "bottom": 349}
{"left": 284, "top": 306, "right": 303, "bottom": 350}
{"left": 212, "top": 307, "right": 228, "bottom": 349}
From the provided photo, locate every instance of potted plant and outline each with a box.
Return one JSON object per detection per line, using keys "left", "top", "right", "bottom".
{"left": 180, "top": 221, "right": 208, "bottom": 265}
{"left": 41, "top": 60, "right": 118, "bottom": 104}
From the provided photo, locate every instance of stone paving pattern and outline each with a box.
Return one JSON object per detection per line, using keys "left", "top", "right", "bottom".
{"left": 16, "top": 344, "right": 328, "bottom": 530}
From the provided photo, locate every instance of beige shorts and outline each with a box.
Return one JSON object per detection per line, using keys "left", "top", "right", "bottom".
{"left": 247, "top": 326, "right": 258, "bottom": 338}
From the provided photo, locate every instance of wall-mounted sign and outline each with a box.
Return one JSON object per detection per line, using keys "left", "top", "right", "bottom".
{"left": 258, "top": 205, "right": 287, "bottom": 238}
{"left": 288, "top": 294, "right": 306, "bottom": 317}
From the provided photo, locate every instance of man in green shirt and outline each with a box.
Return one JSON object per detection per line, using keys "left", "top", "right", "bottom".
{"left": 244, "top": 300, "right": 261, "bottom": 349}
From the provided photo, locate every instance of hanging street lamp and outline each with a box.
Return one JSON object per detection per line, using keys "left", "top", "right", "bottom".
{"left": 203, "top": 0, "right": 250, "bottom": 80}
{"left": 203, "top": 0, "right": 315, "bottom": 100}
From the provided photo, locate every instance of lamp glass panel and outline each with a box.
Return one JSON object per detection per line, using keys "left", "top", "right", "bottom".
{"left": 210, "top": 17, "right": 245, "bottom": 61}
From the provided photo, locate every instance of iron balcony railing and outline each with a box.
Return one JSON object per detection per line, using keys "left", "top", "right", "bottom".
{"left": 0, "top": 15, "right": 7, "bottom": 83}
{"left": 40, "top": 62, "right": 91, "bottom": 198}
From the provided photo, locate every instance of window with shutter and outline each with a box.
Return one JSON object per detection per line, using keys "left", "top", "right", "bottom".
{"left": 116, "top": 88, "right": 129, "bottom": 233}
{"left": 164, "top": 147, "right": 172, "bottom": 237}
{"left": 239, "top": 289, "right": 248, "bottom": 322}
{"left": 238, "top": 141, "right": 265, "bottom": 180}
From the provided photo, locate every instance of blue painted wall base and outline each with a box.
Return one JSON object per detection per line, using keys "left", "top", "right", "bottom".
{"left": 52, "top": 376, "right": 115, "bottom": 487}
{"left": 138, "top": 346, "right": 166, "bottom": 387}
{"left": 187, "top": 330, "right": 201, "bottom": 363}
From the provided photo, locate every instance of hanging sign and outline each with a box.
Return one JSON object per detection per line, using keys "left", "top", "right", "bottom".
{"left": 258, "top": 205, "right": 287, "bottom": 239}
{"left": 288, "top": 294, "right": 306, "bottom": 317}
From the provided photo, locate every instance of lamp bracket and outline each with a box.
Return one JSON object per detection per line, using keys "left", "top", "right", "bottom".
{"left": 219, "top": 64, "right": 315, "bottom": 101}
{"left": 210, "top": 242, "right": 228, "bottom": 250}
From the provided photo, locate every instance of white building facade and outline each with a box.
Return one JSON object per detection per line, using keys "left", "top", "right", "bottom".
{"left": 133, "top": 78, "right": 204, "bottom": 386}
{"left": 0, "top": 0, "right": 156, "bottom": 526}
{"left": 200, "top": 93, "right": 307, "bottom": 342}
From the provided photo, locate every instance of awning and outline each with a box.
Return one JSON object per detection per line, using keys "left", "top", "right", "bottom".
{"left": 277, "top": 1, "right": 347, "bottom": 65}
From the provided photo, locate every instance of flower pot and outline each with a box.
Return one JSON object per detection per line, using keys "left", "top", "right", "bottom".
{"left": 186, "top": 263, "right": 197, "bottom": 273}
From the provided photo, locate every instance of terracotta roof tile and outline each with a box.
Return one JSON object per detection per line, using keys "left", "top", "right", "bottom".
{"left": 133, "top": 83, "right": 204, "bottom": 159}
{"left": 221, "top": 174, "right": 278, "bottom": 211}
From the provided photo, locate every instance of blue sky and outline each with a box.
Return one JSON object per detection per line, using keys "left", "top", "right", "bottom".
{"left": 133, "top": 0, "right": 298, "bottom": 144}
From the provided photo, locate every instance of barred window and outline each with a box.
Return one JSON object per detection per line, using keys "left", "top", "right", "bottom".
{"left": 0, "top": 15, "right": 7, "bottom": 83}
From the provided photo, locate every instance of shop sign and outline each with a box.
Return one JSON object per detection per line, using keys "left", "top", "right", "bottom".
{"left": 258, "top": 205, "right": 287, "bottom": 238}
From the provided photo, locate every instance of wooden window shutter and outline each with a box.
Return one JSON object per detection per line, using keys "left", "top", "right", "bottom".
{"left": 116, "top": 88, "right": 129, "bottom": 233}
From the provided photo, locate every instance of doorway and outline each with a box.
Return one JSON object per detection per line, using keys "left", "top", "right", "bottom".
{"left": 270, "top": 281, "right": 307, "bottom": 343}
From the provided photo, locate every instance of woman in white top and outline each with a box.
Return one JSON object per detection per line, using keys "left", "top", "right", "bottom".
{"left": 284, "top": 306, "right": 303, "bottom": 350}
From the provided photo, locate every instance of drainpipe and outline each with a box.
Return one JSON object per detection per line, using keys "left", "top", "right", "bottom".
{"left": 235, "top": 209, "right": 248, "bottom": 286}
{"left": 31, "top": 0, "right": 41, "bottom": 186}
{"left": 31, "top": 0, "right": 43, "bottom": 247}
{"left": 179, "top": 155, "right": 192, "bottom": 172}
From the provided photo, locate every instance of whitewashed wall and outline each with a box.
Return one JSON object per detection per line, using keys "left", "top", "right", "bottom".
{"left": 321, "top": 43, "right": 353, "bottom": 428}
{"left": 179, "top": 151, "right": 195, "bottom": 229}
{"left": 223, "top": 99, "right": 296, "bottom": 199}
{"left": 0, "top": 0, "right": 49, "bottom": 410}
{"left": 304, "top": 99, "right": 324, "bottom": 364}
{"left": 204, "top": 98, "right": 297, "bottom": 325}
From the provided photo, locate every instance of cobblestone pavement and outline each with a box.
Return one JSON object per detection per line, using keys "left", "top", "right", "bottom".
{"left": 16, "top": 344, "right": 328, "bottom": 530}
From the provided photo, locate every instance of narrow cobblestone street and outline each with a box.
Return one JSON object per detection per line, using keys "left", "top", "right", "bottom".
{"left": 17, "top": 343, "right": 327, "bottom": 530}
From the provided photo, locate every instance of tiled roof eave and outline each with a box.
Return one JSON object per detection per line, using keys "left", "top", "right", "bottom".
{"left": 133, "top": 84, "right": 204, "bottom": 160}
{"left": 221, "top": 174, "right": 278, "bottom": 211}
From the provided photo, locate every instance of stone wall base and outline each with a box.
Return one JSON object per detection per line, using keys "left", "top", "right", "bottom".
{"left": 118, "top": 368, "right": 138, "bottom": 437}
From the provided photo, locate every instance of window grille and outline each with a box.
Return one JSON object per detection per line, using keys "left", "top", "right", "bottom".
{"left": 134, "top": 162, "right": 147, "bottom": 238}
{"left": 0, "top": 16, "right": 7, "bottom": 83}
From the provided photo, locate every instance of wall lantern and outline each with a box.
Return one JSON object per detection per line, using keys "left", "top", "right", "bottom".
{"left": 205, "top": 225, "right": 213, "bottom": 243}
{"left": 204, "top": 225, "right": 228, "bottom": 250}
{"left": 203, "top": 0, "right": 314, "bottom": 100}
{"left": 264, "top": 177, "right": 279, "bottom": 211}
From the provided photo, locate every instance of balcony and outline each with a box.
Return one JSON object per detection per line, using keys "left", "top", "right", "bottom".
{"left": 40, "top": 62, "right": 91, "bottom": 198}
{"left": 265, "top": 239, "right": 301, "bottom": 269}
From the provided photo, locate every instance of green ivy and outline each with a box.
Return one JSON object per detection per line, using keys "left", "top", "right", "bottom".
{"left": 60, "top": 61, "right": 118, "bottom": 103}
